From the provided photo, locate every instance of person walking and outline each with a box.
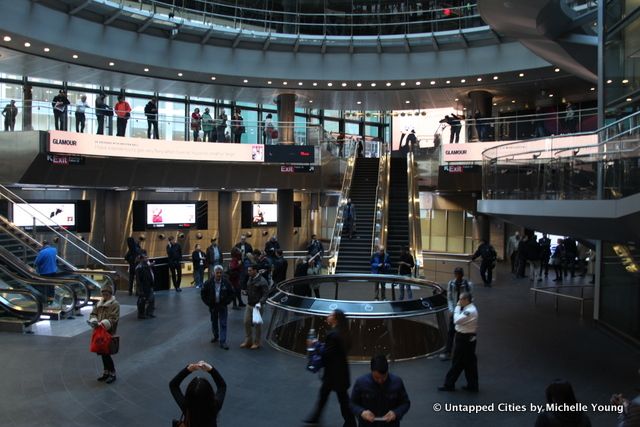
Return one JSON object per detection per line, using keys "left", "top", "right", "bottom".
{"left": 241, "top": 265, "right": 269, "bottom": 349}
{"left": 75, "top": 95, "right": 88, "bottom": 133}
{"left": 144, "top": 98, "right": 159, "bottom": 139}
{"left": 124, "top": 236, "right": 142, "bottom": 296}
{"left": 201, "top": 107, "right": 214, "bottom": 142}
{"left": 551, "top": 238, "right": 565, "bottom": 282}
{"left": 2, "top": 99, "right": 18, "bottom": 131}
{"left": 397, "top": 246, "right": 415, "bottom": 300}
{"left": 191, "top": 108, "right": 202, "bottom": 141}
{"left": 192, "top": 244, "right": 206, "bottom": 289}
{"left": 370, "top": 246, "right": 391, "bottom": 300}
{"left": 52, "top": 90, "right": 70, "bottom": 131}
{"left": 506, "top": 231, "right": 520, "bottom": 274}
{"left": 535, "top": 380, "right": 592, "bottom": 426}
{"left": 114, "top": 94, "right": 131, "bottom": 137}
{"left": 135, "top": 252, "right": 156, "bottom": 319}
{"left": 524, "top": 234, "right": 541, "bottom": 283}
{"left": 201, "top": 265, "right": 233, "bottom": 350}
{"left": 88, "top": 283, "right": 120, "bottom": 384}
{"left": 539, "top": 233, "right": 552, "bottom": 279}
{"left": 438, "top": 292, "right": 479, "bottom": 392}
{"left": 471, "top": 239, "right": 497, "bottom": 287}
{"left": 440, "top": 267, "right": 473, "bottom": 361}
{"left": 228, "top": 248, "right": 245, "bottom": 310}
{"left": 205, "top": 238, "right": 223, "bottom": 280}
{"left": 95, "top": 93, "right": 110, "bottom": 135}
{"left": 351, "top": 355, "right": 411, "bottom": 427}
{"left": 167, "top": 236, "right": 183, "bottom": 292}
{"left": 303, "top": 309, "right": 357, "bottom": 427}
{"left": 343, "top": 198, "right": 356, "bottom": 239}
{"left": 170, "top": 361, "right": 226, "bottom": 427}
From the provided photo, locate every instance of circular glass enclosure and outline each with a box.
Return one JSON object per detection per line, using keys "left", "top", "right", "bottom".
{"left": 266, "top": 274, "right": 447, "bottom": 362}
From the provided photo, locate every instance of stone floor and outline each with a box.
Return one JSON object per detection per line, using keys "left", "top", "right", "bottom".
{"left": 0, "top": 263, "right": 638, "bottom": 427}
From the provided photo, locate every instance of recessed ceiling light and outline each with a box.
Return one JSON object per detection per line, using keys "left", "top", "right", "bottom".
{"left": 267, "top": 81, "right": 272, "bottom": 84}
{"left": 356, "top": 101, "right": 362, "bottom": 105}
{"left": 178, "top": 72, "right": 183, "bottom": 77}
{"left": 210, "top": 76, "right": 216, "bottom": 80}
{"left": 549, "top": 94, "right": 554, "bottom": 97}
{"left": 309, "top": 100, "right": 313, "bottom": 103}
{"left": 144, "top": 68, "right": 150, "bottom": 72}
{"left": 44, "top": 47, "right": 50, "bottom": 52}
{"left": 24, "top": 42, "right": 31, "bottom": 47}
{"left": 518, "top": 73, "right": 524, "bottom": 77}
{"left": 512, "top": 100, "right": 516, "bottom": 103}
{"left": 590, "top": 87, "right": 595, "bottom": 91}
{"left": 626, "top": 97, "right": 633, "bottom": 102}
{"left": 554, "top": 68, "right": 560, "bottom": 72}
{"left": 460, "top": 79, "right": 466, "bottom": 83}
{"left": 446, "top": 80, "right": 451, "bottom": 84}
{"left": 405, "top": 100, "right": 410, "bottom": 104}
{"left": 72, "top": 54, "right": 78, "bottom": 59}
{"left": 371, "top": 83, "right": 377, "bottom": 87}
{"left": 108, "top": 61, "right": 115, "bottom": 66}
{"left": 356, "top": 82, "right": 362, "bottom": 87}
{"left": 283, "top": 81, "right": 288, "bottom": 85}
{"left": 327, "top": 82, "right": 333, "bottom": 87}
{"left": 454, "top": 98, "right": 459, "bottom": 102}
{"left": 386, "top": 82, "right": 391, "bottom": 87}
{"left": 400, "top": 82, "right": 406, "bottom": 86}
{"left": 243, "top": 79, "right": 248, "bottom": 83}
{"left": 606, "top": 79, "right": 612, "bottom": 84}
{"left": 430, "top": 81, "right": 436, "bottom": 85}
{"left": 415, "top": 81, "right": 421, "bottom": 86}
{"left": 477, "top": 77, "right": 482, "bottom": 82}
{"left": 341, "top": 82, "right": 347, "bottom": 87}
{"left": 622, "top": 79, "right": 629, "bottom": 84}
{"left": 298, "top": 82, "right": 303, "bottom": 86}
{"left": 312, "top": 82, "right": 318, "bottom": 86}
{"left": 493, "top": 76, "right": 499, "bottom": 80}
{"left": 3, "top": 36, "right": 11, "bottom": 42}
{"left": 493, "top": 102, "right": 497, "bottom": 106}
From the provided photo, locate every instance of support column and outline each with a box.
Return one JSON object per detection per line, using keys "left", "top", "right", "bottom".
{"left": 218, "top": 191, "right": 233, "bottom": 252}
{"left": 276, "top": 189, "right": 294, "bottom": 252}
{"left": 467, "top": 90, "right": 494, "bottom": 142}
{"left": 277, "top": 93, "right": 296, "bottom": 144}
{"left": 22, "top": 80, "right": 33, "bottom": 131}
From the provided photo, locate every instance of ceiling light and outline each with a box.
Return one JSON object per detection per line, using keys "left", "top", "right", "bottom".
{"left": 243, "top": 79, "right": 248, "bottom": 83}
{"left": 298, "top": 82, "right": 303, "bottom": 86}
{"left": 144, "top": 68, "right": 150, "bottom": 72}
{"left": 24, "top": 42, "right": 31, "bottom": 47}
{"left": 512, "top": 100, "right": 516, "bottom": 103}
{"left": 549, "top": 94, "right": 554, "bottom": 97}
{"left": 590, "top": 87, "right": 595, "bottom": 91}
{"left": 312, "top": 82, "right": 318, "bottom": 86}
{"left": 72, "top": 54, "right": 78, "bottom": 59}
{"left": 44, "top": 47, "right": 50, "bottom": 52}
{"left": 356, "top": 82, "right": 362, "bottom": 87}
{"left": 606, "top": 79, "right": 612, "bottom": 84}
{"left": 460, "top": 79, "right": 466, "bottom": 83}
{"left": 405, "top": 100, "right": 410, "bottom": 104}
{"left": 178, "top": 72, "right": 183, "bottom": 77}
{"left": 309, "top": 100, "right": 313, "bottom": 103}
{"left": 518, "top": 73, "right": 524, "bottom": 77}
{"left": 454, "top": 98, "right": 459, "bottom": 101}
{"left": 446, "top": 80, "right": 451, "bottom": 84}
{"left": 341, "top": 82, "right": 347, "bottom": 87}
{"left": 554, "top": 68, "right": 560, "bottom": 72}
{"left": 283, "top": 81, "right": 288, "bottom": 85}
{"left": 267, "top": 81, "right": 272, "bottom": 84}
{"left": 626, "top": 97, "right": 633, "bottom": 102}
{"left": 493, "top": 102, "right": 497, "bottom": 106}
{"left": 493, "top": 76, "right": 499, "bottom": 80}
{"left": 477, "top": 77, "right": 482, "bottom": 82}
{"left": 622, "top": 79, "right": 629, "bottom": 84}
{"left": 3, "top": 36, "right": 11, "bottom": 42}
{"left": 370, "top": 83, "right": 377, "bottom": 87}
{"left": 430, "top": 81, "right": 436, "bottom": 85}
{"left": 386, "top": 82, "right": 391, "bottom": 87}
{"left": 356, "top": 101, "right": 362, "bottom": 105}
{"left": 210, "top": 76, "right": 216, "bottom": 80}
{"left": 327, "top": 82, "right": 333, "bottom": 87}
{"left": 108, "top": 61, "right": 115, "bottom": 66}
{"left": 415, "top": 81, "right": 421, "bottom": 86}
{"left": 400, "top": 82, "right": 406, "bottom": 86}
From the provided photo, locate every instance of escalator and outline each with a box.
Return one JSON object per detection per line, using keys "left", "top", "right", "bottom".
{"left": 386, "top": 157, "right": 410, "bottom": 266}
{"left": 335, "top": 157, "right": 380, "bottom": 273}
{"left": 0, "top": 288, "right": 43, "bottom": 331}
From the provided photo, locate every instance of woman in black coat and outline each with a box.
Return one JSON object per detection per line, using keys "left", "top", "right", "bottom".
{"left": 304, "top": 309, "right": 356, "bottom": 427}
{"left": 170, "top": 361, "right": 226, "bottom": 427}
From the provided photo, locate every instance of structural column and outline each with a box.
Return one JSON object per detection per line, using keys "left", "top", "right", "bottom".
{"left": 276, "top": 189, "right": 294, "bottom": 251}
{"left": 277, "top": 93, "right": 296, "bottom": 144}
{"left": 467, "top": 90, "right": 494, "bottom": 142}
{"left": 218, "top": 191, "right": 233, "bottom": 252}
{"left": 22, "top": 81, "right": 32, "bottom": 131}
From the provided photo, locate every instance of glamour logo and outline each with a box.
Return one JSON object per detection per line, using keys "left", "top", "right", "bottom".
{"left": 52, "top": 138, "right": 78, "bottom": 146}
{"left": 445, "top": 149, "right": 467, "bottom": 155}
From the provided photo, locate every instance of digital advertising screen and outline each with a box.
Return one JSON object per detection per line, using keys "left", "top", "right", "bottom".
{"left": 13, "top": 203, "right": 76, "bottom": 228}
{"left": 252, "top": 203, "right": 278, "bottom": 226}
{"left": 146, "top": 203, "right": 196, "bottom": 228}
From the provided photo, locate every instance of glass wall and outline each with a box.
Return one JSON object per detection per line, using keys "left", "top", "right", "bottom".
{"left": 419, "top": 192, "right": 475, "bottom": 253}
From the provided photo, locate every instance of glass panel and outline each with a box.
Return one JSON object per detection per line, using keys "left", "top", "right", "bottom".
{"left": 324, "top": 109, "right": 341, "bottom": 118}
{"left": 241, "top": 109, "right": 259, "bottom": 144}
{"left": 1, "top": 83, "right": 22, "bottom": 131}
{"left": 365, "top": 125, "right": 379, "bottom": 138}
{"left": 446, "top": 210, "right": 464, "bottom": 253}
{"left": 420, "top": 208, "right": 431, "bottom": 251}
{"left": 237, "top": 101, "right": 258, "bottom": 108}
{"left": 464, "top": 212, "right": 475, "bottom": 253}
{"left": 159, "top": 99, "right": 186, "bottom": 141}
{"left": 324, "top": 120, "right": 339, "bottom": 133}
{"left": 430, "top": 210, "right": 447, "bottom": 252}
{"left": 66, "top": 90, "right": 97, "bottom": 134}
{"left": 345, "top": 122, "right": 360, "bottom": 136}
{"left": 126, "top": 96, "right": 153, "bottom": 139}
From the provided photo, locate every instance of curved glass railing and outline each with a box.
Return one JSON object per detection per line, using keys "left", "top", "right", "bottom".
{"left": 266, "top": 274, "right": 447, "bottom": 361}
{"left": 0, "top": 288, "right": 43, "bottom": 327}
{"left": 111, "top": 0, "right": 485, "bottom": 38}
{"left": 482, "top": 110, "right": 640, "bottom": 200}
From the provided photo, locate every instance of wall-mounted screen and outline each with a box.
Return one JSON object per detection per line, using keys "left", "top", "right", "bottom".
{"left": 252, "top": 203, "right": 278, "bottom": 226}
{"left": 13, "top": 203, "right": 76, "bottom": 228}
{"left": 146, "top": 203, "right": 196, "bottom": 228}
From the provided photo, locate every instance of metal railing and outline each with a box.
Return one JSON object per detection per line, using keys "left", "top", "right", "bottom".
{"left": 482, "top": 110, "right": 640, "bottom": 201}
{"left": 0, "top": 288, "right": 43, "bottom": 327}
{"left": 530, "top": 284, "right": 594, "bottom": 317}
{"left": 115, "top": 0, "right": 485, "bottom": 37}
{"left": 371, "top": 143, "right": 390, "bottom": 255}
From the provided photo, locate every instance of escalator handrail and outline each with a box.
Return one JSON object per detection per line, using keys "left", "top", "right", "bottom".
{"left": 0, "top": 288, "right": 43, "bottom": 327}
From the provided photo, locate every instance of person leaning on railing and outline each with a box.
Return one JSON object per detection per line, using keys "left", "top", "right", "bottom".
{"left": 114, "top": 94, "right": 132, "bottom": 137}
{"left": 95, "top": 93, "right": 112, "bottom": 135}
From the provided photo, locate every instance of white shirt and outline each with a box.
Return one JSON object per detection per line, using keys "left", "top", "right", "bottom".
{"left": 76, "top": 100, "right": 88, "bottom": 114}
{"left": 453, "top": 303, "right": 478, "bottom": 334}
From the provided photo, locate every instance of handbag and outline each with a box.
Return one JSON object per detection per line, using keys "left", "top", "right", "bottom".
{"left": 90, "top": 325, "right": 112, "bottom": 354}
{"left": 109, "top": 335, "right": 120, "bottom": 355}
{"left": 271, "top": 129, "right": 279, "bottom": 139}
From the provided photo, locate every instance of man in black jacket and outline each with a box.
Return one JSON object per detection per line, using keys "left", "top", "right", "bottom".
{"left": 205, "top": 238, "right": 224, "bottom": 280}
{"left": 351, "top": 355, "right": 411, "bottom": 426}
{"left": 51, "top": 90, "right": 70, "bottom": 131}
{"left": 135, "top": 252, "right": 155, "bottom": 319}
{"left": 167, "top": 236, "right": 183, "bottom": 292}
{"left": 471, "top": 240, "right": 497, "bottom": 287}
{"left": 124, "top": 236, "right": 142, "bottom": 296}
{"left": 241, "top": 265, "right": 269, "bottom": 350}
{"left": 272, "top": 249, "right": 288, "bottom": 285}
{"left": 201, "top": 265, "right": 233, "bottom": 350}
{"left": 144, "top": 98, "right": 159, "bottom": 139}
{"left": 233, "top": 235, "right": 253, "bottom": 262}
{"left": 265, "top": 235, "right": 281, "bottom": 259}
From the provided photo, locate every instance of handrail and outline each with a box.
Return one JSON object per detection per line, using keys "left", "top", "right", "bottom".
{"left": 407, "top": 147, "right": 423, "bottom": 276}
{"left": 0, "top": 288, "right": 43, "bottom": 327}
{"left": 531, "top": 284, "right": 594, "bottom": 317}
{"left": 371, "top": 144, "right": 390, "bottom": 255}
{"left": 327, "top": 140, "right": 358, "bottom": 274}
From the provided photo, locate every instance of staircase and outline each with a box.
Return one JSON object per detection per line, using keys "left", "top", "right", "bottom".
{"left": 0, "top": 229, "right": 38, "bottom": 268}
{"left": 335, "top": 157, "right": 379, "bottom": 273}
{"left": 386, "top": 157, "right": 410, "bottom": 272}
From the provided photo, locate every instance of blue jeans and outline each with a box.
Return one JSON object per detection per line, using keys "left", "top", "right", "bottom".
{"left": 194, "top": 267, "right": 204, "bottom": 288}
{"left": 210, "top": 306, "right": 228, "bottom": 344}
{"left": 399, "top": 274, "right": 413, "bottom": 300}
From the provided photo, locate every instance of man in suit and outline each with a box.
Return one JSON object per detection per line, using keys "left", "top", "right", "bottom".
{"left": 167, "top": 236, "right": 183, "bottom": 292}
{"left": 201, "top": 265, "right": 234, "bottom": 350}
{"left": 135, "top": 252, "right": 155, "bottom": 319}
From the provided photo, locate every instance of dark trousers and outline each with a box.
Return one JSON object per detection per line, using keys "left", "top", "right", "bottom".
{"left": 307, "top": 383, "right": 356, "bottom": 427}
{"left": 233, "top": 132, "right": 241, "bottom": 143}
{"left": 444, "top": 333, "right": 478, "bottom": 389}
{"left": 100, "top": 354, "right": 115, "bottom": 372}
{"left": 116, "top": 117, "right": 127, "bottom": 136}
{"left": 203, "top": 129, "right": 214, "bottom": 142}
{"left": 127, "top": 263, "right": 136, "bottom": 294}
{"left": 4, "top": 119, "right": 15, "bottom": 131}
{"left": 516, "top": 256, "right": 527, "bottom": 277}
{"left": 479, "top": 261, "right": 493, "bottom": 285}
{"left": 210, "top": 306, "right": 228, "bottom": 343}
{"left": 217, "top": 127, "right": 226, "bottom": 142}
{"left": 539, "top": 256, "right": 550, "bottom": 276}
{"left": 137, "top": 292, "right": 155, "bottom": 317}
{"left": 97, "top": 115, "right": 105, "bottom": 135}
{"left": 53, "top": 110, "right": 66, "bottom": 130}
{"left": 75, "top": 112, "right": 85, "bottom": 133}
{"left": 169, "top": 263, "right": 182, "bottom": 289}
{"left": 147, "top": 120, "right": 159, "bottom": 139}
{"left": 374, "top": 282, "right": 386, "bottom": 300}
{"left": 554, "top": 264, "right": 563, "bottom": 280}
{"left": 450, "top": 125, "right": 461, "bottom": 143}
{"left": 510, "top": 251, "right": 518, "bottom": 273}
{"left": 444, "top": 314, "right": 455, "bottom": 354}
